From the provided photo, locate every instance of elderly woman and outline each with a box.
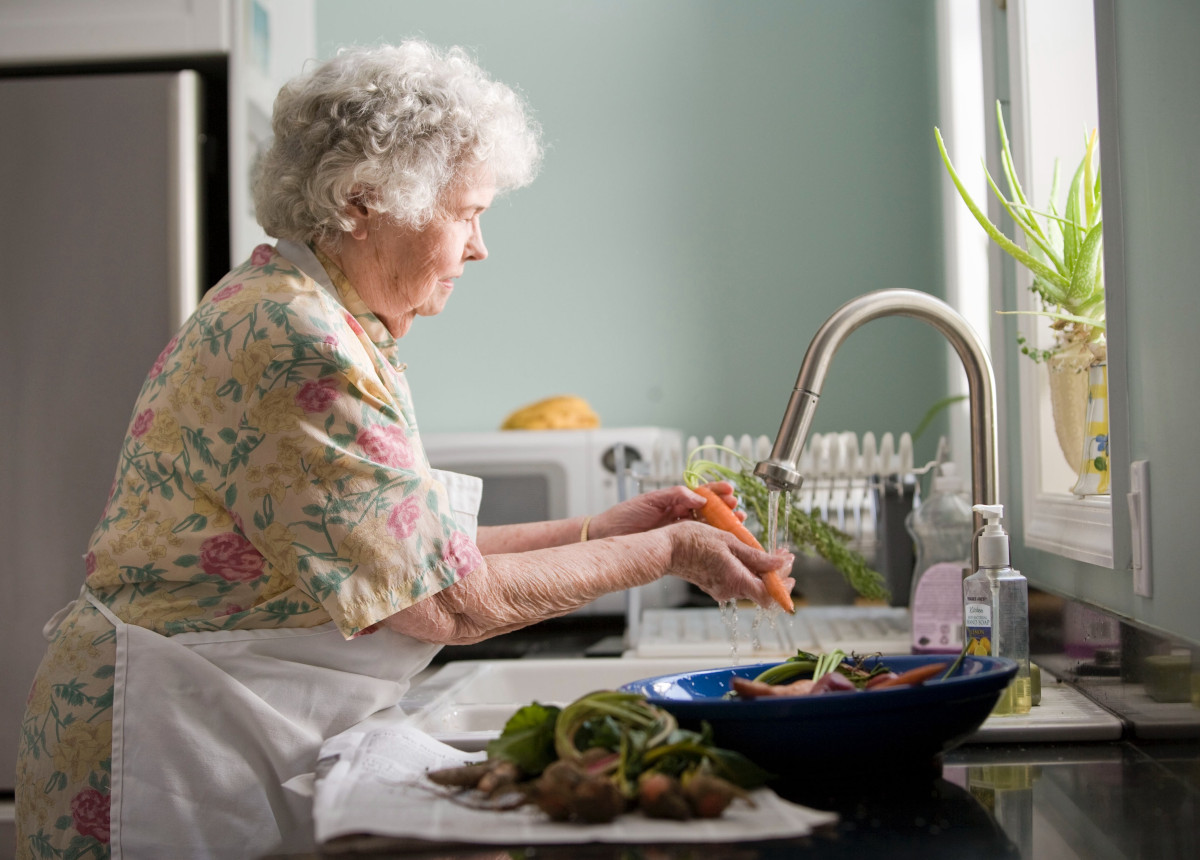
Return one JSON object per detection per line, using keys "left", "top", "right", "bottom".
{"left": 15, "top": 41, "right": 792, "bottom": 859}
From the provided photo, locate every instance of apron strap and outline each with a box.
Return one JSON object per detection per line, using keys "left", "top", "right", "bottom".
{"left": 84, "top": 588, "right": 124, "bottom": 629}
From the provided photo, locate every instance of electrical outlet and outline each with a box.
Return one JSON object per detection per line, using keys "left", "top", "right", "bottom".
{"left": 1128, "top": 460, "right": 1152, "bottom": 597}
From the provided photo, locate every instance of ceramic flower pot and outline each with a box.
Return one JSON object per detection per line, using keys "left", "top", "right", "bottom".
{"left": 1071, "top": 360, "right": 1110, "bottom": 496}
{"left": 1046, "top": 345, "right": 1093, "bottom": 474}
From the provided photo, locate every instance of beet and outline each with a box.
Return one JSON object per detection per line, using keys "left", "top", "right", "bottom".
{"left": 637, "top": 772, "right": 691, "bottom": 820}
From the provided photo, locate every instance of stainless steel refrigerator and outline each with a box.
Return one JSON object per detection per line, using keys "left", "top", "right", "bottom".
{"left": 0, "top": 69, "right": 221, "bottom": 790}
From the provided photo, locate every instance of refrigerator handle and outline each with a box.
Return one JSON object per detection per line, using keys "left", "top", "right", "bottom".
{"left": 167, "top": 70, "right": 202, "bottom": 330}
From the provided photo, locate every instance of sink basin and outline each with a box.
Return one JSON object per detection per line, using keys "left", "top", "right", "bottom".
{"left": 399, "top": 656, "right": 1126, "bottom": 751}
{"left": 401, "top": 657, "right": 730, "bottom": 750}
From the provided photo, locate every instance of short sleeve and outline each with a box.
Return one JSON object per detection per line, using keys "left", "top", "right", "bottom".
{"left": 220, "top": 324, "right": 482, "bottom": 637}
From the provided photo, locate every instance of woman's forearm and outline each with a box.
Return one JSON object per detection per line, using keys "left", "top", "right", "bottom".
{"left": 386, "top": 529, "right": 670, "bottom": 644}
{"left": 475, "top": 516, "right": 591, "bottom": 554}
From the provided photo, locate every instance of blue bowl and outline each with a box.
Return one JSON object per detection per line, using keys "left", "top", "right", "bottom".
{"left": 620, "top": 655, "right": 1018, "bottom": 774}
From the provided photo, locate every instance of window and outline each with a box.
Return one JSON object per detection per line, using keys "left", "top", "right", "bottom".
{"left": 939, "top": 0, "right": 1115, "bottom": 567}
{"left": 1004, "top": 0, "right": 1113, "bottom": 566}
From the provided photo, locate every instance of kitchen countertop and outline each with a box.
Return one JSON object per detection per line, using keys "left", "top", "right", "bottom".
{"left": 269, "top": 735, "right": 1199, "bottom": 858}
{"left": 269, "top": 609, "right": 1200, "bottom": 859}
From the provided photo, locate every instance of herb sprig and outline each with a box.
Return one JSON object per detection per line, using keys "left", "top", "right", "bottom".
{"left": 684, "top": 445, "right": 890, "bottom": 602}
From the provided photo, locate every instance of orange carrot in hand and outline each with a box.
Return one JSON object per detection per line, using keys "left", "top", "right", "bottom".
{"left": 693, "top": 485, "right": 795, "bottom": 614}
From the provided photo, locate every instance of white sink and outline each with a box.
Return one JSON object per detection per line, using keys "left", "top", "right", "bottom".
{"left": 401, "top": 657, "right": 730, "bottom": 750}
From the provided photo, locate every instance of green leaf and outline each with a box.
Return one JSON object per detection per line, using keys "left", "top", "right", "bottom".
{"left": 996, "top": 102, "right": 1031, "bottom": 211}
{"left": 912, "top": 394, "right": 968, "bottom": 441}
{"left": 936, "top": 128, "right": 1070, "bottom": 292}
{"left": 706, "top": 745, "right": 772, "bottom": 789}
{"left": 486, "top": 702, "right": 561, "bottom": 775}
{"left": 752, "top": 657, "right": 817, "bottom": 685}
{"left": 1063, "top": 154, "right": 1088, "bottom": 271}
{"left": 1084, "top": 128, "right": 1100, "bottom": 225}
{"left": 984, "top": 170, "right": 1070, "bottom": 284}
{"left": 1068, "top": 221, "right": 1104, "bottom": 303}
{"left": 576, "top": 715, "right": 624, "bottom": 751}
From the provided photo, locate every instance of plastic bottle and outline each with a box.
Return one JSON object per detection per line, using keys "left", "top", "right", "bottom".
{"left": 963, "top": 504, "right": 1031, "bottom": 715}
{"left": 906, "top": 463, "right": 972, "bottom": 654}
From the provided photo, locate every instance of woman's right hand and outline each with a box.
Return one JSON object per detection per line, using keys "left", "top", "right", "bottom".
{"left": 665, "top": 520, "right": 795, "bottom": 608}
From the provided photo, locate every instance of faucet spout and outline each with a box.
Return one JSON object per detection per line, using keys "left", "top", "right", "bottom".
{"left": 753, "top": 288, "right": 999, "bottom": 514}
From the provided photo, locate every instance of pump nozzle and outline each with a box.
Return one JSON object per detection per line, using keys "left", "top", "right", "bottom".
{"left": 972, "top": 504, "right": 1009, "bottom": 568}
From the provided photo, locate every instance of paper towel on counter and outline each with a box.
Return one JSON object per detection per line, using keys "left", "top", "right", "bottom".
{"left": 312, "top": 710, "right": 838, "bottom": 847}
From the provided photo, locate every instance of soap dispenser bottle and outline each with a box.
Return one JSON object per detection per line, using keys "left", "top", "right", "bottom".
{"left": 962, "top": 504, "right": 1031, "bottom": 715}
{"left": 906, "top": 462, "right": 972, "bottom": 654}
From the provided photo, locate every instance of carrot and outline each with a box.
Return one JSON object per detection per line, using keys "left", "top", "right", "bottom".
{"left": 693, "top": 485, "right": 795, "bottom": 614}
{"left": 731, "top": 676, "right": 814, "bottom": 699}
{"left": 868, "top": 662, "right": 950, "bottom": 690}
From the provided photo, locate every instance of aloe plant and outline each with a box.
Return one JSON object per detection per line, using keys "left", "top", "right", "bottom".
{"left": 935, "top": 101, "right": 1104, "bottom": 362}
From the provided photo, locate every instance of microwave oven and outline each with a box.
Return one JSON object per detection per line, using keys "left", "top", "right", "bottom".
{"left": 420, "top": 426, "right": 690, "bottom": 614}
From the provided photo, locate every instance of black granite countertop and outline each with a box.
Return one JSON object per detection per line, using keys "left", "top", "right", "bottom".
{"left": 280, "top": 601, "right": 1200, "bottom": 859}
{"left": 277, "top": 735, "right": 1198, "bottom": 858}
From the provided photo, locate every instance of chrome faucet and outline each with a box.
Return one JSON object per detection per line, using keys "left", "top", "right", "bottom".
{"left": 754, "top": 289, "right": 999, "bottom": 518}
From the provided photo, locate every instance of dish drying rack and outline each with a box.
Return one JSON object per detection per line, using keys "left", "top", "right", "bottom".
{"left": 621, "top": 431, "right": 923, "bottom": 657}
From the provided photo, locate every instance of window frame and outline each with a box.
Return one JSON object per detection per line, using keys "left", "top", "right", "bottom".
{"left": 1003, "top": 0, "right": 1122, "bottom": 568}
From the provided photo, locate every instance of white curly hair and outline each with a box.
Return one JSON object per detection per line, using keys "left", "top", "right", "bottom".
{"left": 252, "top": 40, "right": 542, "bottom": 244}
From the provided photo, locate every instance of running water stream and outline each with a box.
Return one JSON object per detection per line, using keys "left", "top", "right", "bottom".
{"left": 721, "top": 488, "right": 791, "bottom": 660}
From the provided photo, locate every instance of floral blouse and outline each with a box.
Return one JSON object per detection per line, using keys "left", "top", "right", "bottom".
{"left": 17, "top": 243, "right": 484, "bottom": 858}
{"left": 85, "top": 242, "right": 482, "bottom": 636}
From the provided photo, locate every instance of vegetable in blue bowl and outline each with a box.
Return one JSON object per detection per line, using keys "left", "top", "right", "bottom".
{"left": 619, "top": 654, "right": 1018, "bottom": 774}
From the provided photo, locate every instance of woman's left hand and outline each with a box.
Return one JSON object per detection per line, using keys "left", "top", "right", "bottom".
{"left": 588, "top": 481, "right": 745, "bottom": 540}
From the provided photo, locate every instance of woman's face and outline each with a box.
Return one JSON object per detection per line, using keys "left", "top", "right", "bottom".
{"left": 336, "top": 167, "right": 495, "bottom": 338}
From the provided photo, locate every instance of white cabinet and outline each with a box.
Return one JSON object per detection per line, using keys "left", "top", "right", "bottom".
{"left": 0, "top": 0, "right": 316, "bottom": 266}
{"left": 0, "top": 0, "right": 231, "bottom": 65}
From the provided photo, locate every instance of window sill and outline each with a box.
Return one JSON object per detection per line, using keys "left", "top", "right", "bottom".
{"left": 1024, "top": 492, "right": 1114, "bottom": 568}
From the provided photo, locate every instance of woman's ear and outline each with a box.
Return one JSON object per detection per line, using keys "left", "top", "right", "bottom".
{"left": 343, "top": 191, "right": 371, "bottom": 240}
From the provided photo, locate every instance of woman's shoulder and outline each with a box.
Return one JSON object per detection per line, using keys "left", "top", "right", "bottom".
{"left": 194, "top": 245, "right": 356, "bottom": 341}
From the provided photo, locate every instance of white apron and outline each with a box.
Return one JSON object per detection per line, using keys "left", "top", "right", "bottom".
{"left": 60, "top": 468, "right": 481, "bottom": 859}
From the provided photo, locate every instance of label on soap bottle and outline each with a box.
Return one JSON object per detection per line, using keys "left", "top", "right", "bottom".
{"left": 911, "top": 562, "right": 966, "bottom": 654}
{"left": 964, "top": 599, "right": 992, "bottom": 656}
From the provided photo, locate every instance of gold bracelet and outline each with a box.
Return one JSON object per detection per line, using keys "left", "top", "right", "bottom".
{"left": 580, "top": 515, "right": 592, "bottom": 543}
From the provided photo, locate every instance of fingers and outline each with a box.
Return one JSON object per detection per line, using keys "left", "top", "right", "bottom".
{"left": 725, "top": 535, "right": 794, "bottom": 574}
{"left": 670, "top": 523, "right": 797, "bottom": 608}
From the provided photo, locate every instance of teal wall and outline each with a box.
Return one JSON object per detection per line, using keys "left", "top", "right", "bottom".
{"left": 1001, "top": 1, "right": 1200, "bottom": 645}
{"left": 314, "top": 0, "right": 948, "bottom": 455}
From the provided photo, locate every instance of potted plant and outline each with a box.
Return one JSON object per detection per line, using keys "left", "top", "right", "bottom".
{"left": 935, "top": 101, "right": 1108, "bottom": 493}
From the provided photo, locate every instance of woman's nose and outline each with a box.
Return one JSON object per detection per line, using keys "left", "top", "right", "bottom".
{"left": 466, "top": 221, "right": 488, "bottom": 261}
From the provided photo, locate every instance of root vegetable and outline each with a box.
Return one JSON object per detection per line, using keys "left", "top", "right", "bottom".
{"left": 731, "top": 676, "right": 815, "bottom": 699}
{"left": 682, "top": 771, "right": 752, "bottom": 819}
{"left": 810, "top": 671, "right": 856, "bottom": 694}
{"left": 572, "top": 775, "right": 626, "bottom": 823}
{"left": 426, "top": 761, "right": 495, "bottom": 789}
{"left": 869, "top": 662, "right": 950, "bottom": 690}
{"left": 637, "top": 772, "right": 691, "bottom": 820}
{"left": 865, "top": 671, "right": 899, "bottom": 688}
{"left": 477, "top": 759, "right": 522, "bottom": 796}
